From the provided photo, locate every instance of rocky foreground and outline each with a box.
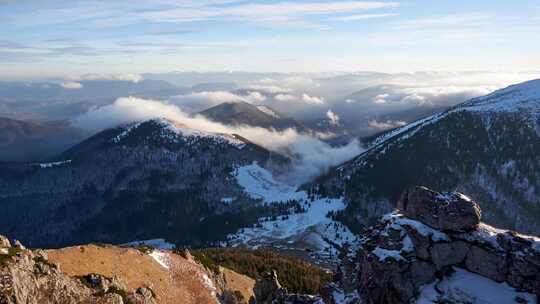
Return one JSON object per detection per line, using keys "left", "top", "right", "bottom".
{"left": 345, "top": 186, "right": 540, "bottom": 303}
{"left": 1, "top": 186, "right": 540, "bottom": 303}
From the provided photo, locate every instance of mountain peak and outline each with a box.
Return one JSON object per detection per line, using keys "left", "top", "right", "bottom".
{"left": 111, "top": 117, "right": 247, "bottom": 149}
{"left": 459, "top": 78, "right": 540, "bottom": 113}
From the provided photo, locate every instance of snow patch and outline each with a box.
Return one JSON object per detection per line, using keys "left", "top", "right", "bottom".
{"left": 235, "top": 162, "right": 305, "bottom": 204}
{"left": 37, "top": 160, "right": 71, "bottom": 168}
{"left": 149, "top": 250, "right": 171, "bottom": 269}
{"left": 417, "top": 267, "right": 537, "bottom": 304}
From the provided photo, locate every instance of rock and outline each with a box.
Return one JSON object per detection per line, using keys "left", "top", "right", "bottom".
{"left": 353, "top": 186, "right": 540, "bottom": 304}
{"left": 252, "top": 270, "right": 287, "bottom": 304}
{"left": 465, "top": 246, "right": 508, "bottom": 282}
{"left": 397, "top": 186, "right": 481, "bottom": 231}
{"left": 251, "top": 271, "right": 321, "bottom": 304}
{"left": 127, "top": 286, "right": 157, "bottom": 304}
{"left": 13, "top": 240, "right": 25, "bottom": 250}
{"left": 430, "top": 241, "right": 469, "bottom": 269}
{"left": 0, "top": 235, "right": 10, "bottom": 248}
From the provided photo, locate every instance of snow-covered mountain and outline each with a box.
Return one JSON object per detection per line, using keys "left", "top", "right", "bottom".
{"left": 312, "top": 79, "right": 540, "bottom": 235}
{"left": 0, "top": 118, "right": 290, "bottom": 248}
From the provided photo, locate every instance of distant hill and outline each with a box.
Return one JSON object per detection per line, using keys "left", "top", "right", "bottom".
{"left": 198, "top": 101, "right": 307, "bottom": 131}
{"left": 0, "top": 117, "right": 90, "bottom": 161}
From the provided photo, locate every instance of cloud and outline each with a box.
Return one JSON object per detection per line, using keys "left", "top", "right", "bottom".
{"left": 274, "top": 94, "right": 297, "bottom": 101}
{"left": 60, "top": 81, "right": 83, "bottom": 89}
{"left": 68, "top": 73, "right": 143, "bottom": 83}
{"left": 326, "top": 110, "right": 340, "bottom": 126}
{"left": 73, "top": 96, "right": 361, "bottom": 184}
{"left": 170, "top": 90, "right": 266, "bottom": 112}
{"left": 140, "top": 1, "right": 401, "bottom": 26}
{"left": 301, "top": 93, "right": 324, "bottom": 104}
{"left": 368, "top": 119, "right": 406, "bottom": 131}
{"left": 331, "top": 13, "right": 398, "bottom": 21}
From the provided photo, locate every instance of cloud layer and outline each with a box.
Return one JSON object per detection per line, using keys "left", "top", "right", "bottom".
{"left": 74, "top": 96, "right": 362, "bottom": 184}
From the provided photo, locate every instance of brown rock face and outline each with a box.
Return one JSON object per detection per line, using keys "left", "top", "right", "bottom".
{"left": 0, "top": 237, "right": 159, "bottom": 304}
{"left": 397, "top": 186, "right": 481, "bottom": 231}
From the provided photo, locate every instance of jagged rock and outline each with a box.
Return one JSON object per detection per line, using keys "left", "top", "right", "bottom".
{"left": 251, "top": 271, "right": 322, "bottom": 304}
{"left": 465, "top": 245, "right": 508, "bottom": 282}
{"left": 252, "top": 270, "right": 287, "bottom": 304}
{"left": 353, "top": 187, "right": 540, "bottom": 304}
{"left": 127, "top": 286, "right": 157, "bottom": 304}
{"left": 0, "top": 236, "right": 10, "bottom": 248}
{"left": 397, "top": 186, "right": 481, "bottom": 231}
{"left": 12, "top": 240, "right": 25, "bottom": 250}
{"left": 430, "top": 241, "right": 469, "bottom": 269}
{"left": 0, "top": 236, "right": 156, "bottom": 304}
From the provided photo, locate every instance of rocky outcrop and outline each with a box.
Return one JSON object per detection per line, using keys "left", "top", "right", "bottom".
{"left": 397, "top": 186, "right": 481, "bottom": 231}
{"left": 250, "top": 271, "right": 323, "bottom": 304}
{"left": 0, "top": 237, "right": 156, "bottom": 304}
{"left": 355, "top": 186, "right": 540, "bottom": 304}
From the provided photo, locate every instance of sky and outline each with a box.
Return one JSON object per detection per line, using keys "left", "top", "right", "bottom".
{"left": 1, "top": 0, "right": 539, "bottom": 79}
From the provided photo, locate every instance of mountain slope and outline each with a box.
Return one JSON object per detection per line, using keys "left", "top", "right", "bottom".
{"left": 198, "top": 102, "right": 306, "bottom": 131}
{"left": 0, "top": 118, "right": 290, "bottom": 248}
{"left": 0, "top": 117, "right": 90, "bottom": 161}
{"left": 312, "top": 79, "right": 540, "bottom": 234}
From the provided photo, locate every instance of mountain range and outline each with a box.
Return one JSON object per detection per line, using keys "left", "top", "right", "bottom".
{"left": 311, "top": 79, "right": 540, "bottom": 235}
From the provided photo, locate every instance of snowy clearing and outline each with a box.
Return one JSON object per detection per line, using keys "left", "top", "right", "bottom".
{"left": 417, "top": 267, "right": 537, "bottom": 304}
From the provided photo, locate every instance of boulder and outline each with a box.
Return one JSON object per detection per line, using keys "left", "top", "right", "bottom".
{"left": 430, "top": 241, "right": 469, "bottom": 269}
{"left": 0, "top": 235, "right": 10, "bottom": 248}
{"left": 252, "top": 270, "right": 287, "bottom": 304}
{"left": 353, "top": 186, "right": 540, "bottom": 303}
{"left": 397, "top": 186, "right": 481, "bottom": 231}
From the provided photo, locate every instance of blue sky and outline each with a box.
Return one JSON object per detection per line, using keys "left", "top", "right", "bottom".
{"left": 1, "top": 0, "right": 539, "bottom": 79}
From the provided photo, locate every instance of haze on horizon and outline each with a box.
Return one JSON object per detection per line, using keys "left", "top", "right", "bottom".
{"left": 1, "top": 0, "right": 539, "bottom": 80}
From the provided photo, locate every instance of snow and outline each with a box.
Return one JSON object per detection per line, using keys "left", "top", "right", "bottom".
{"left": 123, "top": 238, "right": 175, "bottom": 250}
{"left": 256, "top": 105, "right": 280, "bottom": 118}
{"left": 234, "top": 162, "right": 305, "bottom": 203}
{"left": 149, "top": 250, "right": 171, "bottom": 269}
{"left": 111, "top": 122, "right": 142, "bottom": 143}
{"left": 221, "top": 197, "right": 234, "bottom": 205}
{"left": 110, "top": 118, "right": 247, "bottom": 149}
{"left": 229, "top": 195, "right": 357, "bottom": 255}
{"left": 457, "top": 222, "right": 540, "bottom": 253}
{"left": 372, "top": 247, "right": 404, "bottom": 262}
{"left": 417, "top": 267, "right": 537, "bottom": 304}
{"left": 37, "top": 160, "right": 71, "bottom": 168}
{"left": 355, "top": 79, "right": 540, "bottom": 163}
{"left": 460, "top": 79, "right": 540, "bottom": 114}
{"left": 230, "top": 161, "right": 358, "bottom": 261}
{"left": 382, "top": 212, "right": 449, "bottom": 242}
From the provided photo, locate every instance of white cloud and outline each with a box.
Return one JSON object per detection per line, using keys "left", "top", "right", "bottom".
{"left": 170, "top": 90, "right": 266, "bottom": 112}
{"left": 301, "top": 93, "right": 325, "bottom": 104}
{"left": 141, "top": 1, "right": 401, "bottom": 25}
{"left": 326, "top": 110, "right": 340, "bottom": 126}
{"left": 73, "top": 96, "right": 362, "bottom": 184}
{"left": 368, "top": 119, "right": 406, "bottom": 130}
{"left": 331, "top": 13, "right": 398, "bottom": 21}
{"left": 60, "top": 81, "right": 83, "bottom": 89}
{"left": 247, "top": 84, "right": 292, "bottom": 94}
{"left": 68, "top": 73, "right": 143, "bottom": 83}
{"left": 274, "top": 94, "right": 297, "bottom": 101}
{"left": 373, "top": 93, "right": 389, "bottom": 104}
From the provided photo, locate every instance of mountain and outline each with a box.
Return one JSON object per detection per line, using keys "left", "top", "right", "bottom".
{"left": 311, "top": 79, "right": 540, "bottom": 235}
{"left": 0, "top": 118, "right": 291, "bottom": 248}
{"left": 0, "top": 117, "right": 91, "bottom": 161}
{"left": 0, "top": 79, "right": 188, "bottom": 121}
{"left": 339, "top": 186, "right": 540, "bottom": 304}
{"left": 198, "top": 101, "right": 306, "bottom": 131}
